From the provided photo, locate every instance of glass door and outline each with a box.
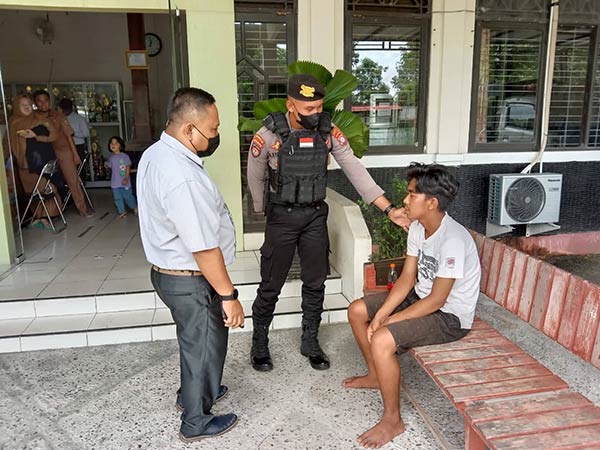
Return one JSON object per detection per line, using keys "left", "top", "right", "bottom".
{"left": 0, "top": 64, "right": 24, "bottom": 264}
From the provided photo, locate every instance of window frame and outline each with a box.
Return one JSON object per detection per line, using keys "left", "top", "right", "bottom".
{"left": 469, "top": 20, "right": 549, "bottom": 153}
{"left": 469, "top": 11, "right": 600, "bottom": 152}
{"left": 344, "top": 10, "right": 430, "bottom": 154}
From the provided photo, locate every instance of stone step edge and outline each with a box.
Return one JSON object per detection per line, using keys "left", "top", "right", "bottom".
{"left": 0, "top": 274, "right": 343, "bottom": 303}
{"left": 0, "top": 308, "right": 351, "bottom": 353}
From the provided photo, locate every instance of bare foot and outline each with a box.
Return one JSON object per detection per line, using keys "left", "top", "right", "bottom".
{"left": 342, "top": 374, "right": 379, "bottom": 389}
{"left": 357, "top": 417, "right": 405, "bottom": 448}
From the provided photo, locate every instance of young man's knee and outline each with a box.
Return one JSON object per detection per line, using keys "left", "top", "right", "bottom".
{"left": 370, "top": 328, "right": 396, "bottom": 355}
{"left": 348, "top": 298, "right": 368, "bottom": 322}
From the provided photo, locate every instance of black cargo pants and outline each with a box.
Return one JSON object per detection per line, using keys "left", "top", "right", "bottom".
{"left": 252, "top": 200, "right": 329, "bottom": 326}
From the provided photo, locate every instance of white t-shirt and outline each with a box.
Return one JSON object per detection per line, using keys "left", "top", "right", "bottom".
{"left": 406, "top": 214, "right": 481, "bottom": 329}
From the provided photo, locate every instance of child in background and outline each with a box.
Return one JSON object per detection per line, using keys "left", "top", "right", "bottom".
{"left": 107, "top": 136, "right": 137, "bottom": 218}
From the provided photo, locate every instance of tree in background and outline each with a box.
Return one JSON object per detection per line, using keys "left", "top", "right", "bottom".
{"left": 391, "top": 49, "right": 419, "bottom": 107}
{"left": 352, "top": 57, "right": 390, "bottom": 105}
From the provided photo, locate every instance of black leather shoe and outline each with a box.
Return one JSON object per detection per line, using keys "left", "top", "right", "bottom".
{"left": 178, "top": 413, "right": 238, "bottom": 443}
{"left": 301, "top": 350, "right": 330, "bottom": 370}
{"left": 175, "top": 385, "right": 228, "bottom": 412}
{"left": 251, "top": 354, "right": 273, "bottom": 372}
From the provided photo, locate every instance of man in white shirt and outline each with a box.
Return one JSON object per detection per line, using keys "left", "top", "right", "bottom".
{"left": 58, "top": 98, "right": 89, "bottom": 160}
{"left": 137, "top": 87, "right": 244, "bottom": 443}
{"left": 343, "top": 163, "right": 481, "bottom": 449}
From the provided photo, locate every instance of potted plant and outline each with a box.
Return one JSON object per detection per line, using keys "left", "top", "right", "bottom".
{"left": 359, "top": 176, "right": 409, "bottom": 288}
{"left": 238, "top": 60, "right": 370, "bottom": 157}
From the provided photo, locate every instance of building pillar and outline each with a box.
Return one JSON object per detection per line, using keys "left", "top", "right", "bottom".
{"left": 185, "top": 0, "right": 243, "bottom": 247}
{"left": 297, "top": 0, "right": 345, "bottom": 73}
{"left": 0, "top": 138, "right": 16, "bottom": 266}
{"left": 426, "top": 0, "right": 476, "bottom": 155}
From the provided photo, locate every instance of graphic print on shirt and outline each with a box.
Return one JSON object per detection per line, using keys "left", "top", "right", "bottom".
{"left": 417, "top": 249, "right": 439, "bottom": 282}
{"left": 119, "top": 158, "right": 126, "bottom": 177}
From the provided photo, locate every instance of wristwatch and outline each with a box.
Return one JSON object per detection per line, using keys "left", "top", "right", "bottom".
{"left": 383, "top": 203, "right": 396, "bottom": 216}
{"left": 219, "top": 288, "right": 238, "bottom": 301}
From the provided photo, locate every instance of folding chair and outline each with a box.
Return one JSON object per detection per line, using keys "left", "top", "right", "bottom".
{"left": 19, "top": 160, "right": 67, "bottom": 232}
{"left": 62, "top": 154, "right": 95, "bottom": 213}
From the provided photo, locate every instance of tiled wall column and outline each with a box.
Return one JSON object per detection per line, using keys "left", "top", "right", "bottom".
{"left": 297, "top": 0, "right": 345, "bottom": 73}
{"left": 427, "top": 0, "right": 476, "bottom": 156}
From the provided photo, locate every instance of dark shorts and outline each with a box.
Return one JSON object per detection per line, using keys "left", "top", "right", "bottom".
{"left": 364, "top": 289, "right": 470, "bottom": 354}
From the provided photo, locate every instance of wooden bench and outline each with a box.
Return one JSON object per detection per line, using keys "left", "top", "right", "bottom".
{"left": 409, "top": 318, "right": 600, "bottom": 449}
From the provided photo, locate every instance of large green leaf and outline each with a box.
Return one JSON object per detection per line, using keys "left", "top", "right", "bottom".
{"left": 323, "top": 70, "right": 358, "bottom": 112}
{"left": 238, "top": 116, "right": 263, "bottom": 133}
{"left": 331, "top": 110, "right": 365, "bottom": 138}
{"left": 288, "top": 60, "right": 332, "bottom": 87}
{"left": 253, "top": 98, "right": 287, "bottom": 120}
{"left": 332, "top": 110, "right": 369, "bottom": 158}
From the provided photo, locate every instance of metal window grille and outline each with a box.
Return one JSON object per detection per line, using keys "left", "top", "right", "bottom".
{"left": 474, "top": 28, "right": 543, "bottom": 146}
{"left": 547, "top": 27, "right": 593, "bottom": 147}
{"left": 347, "top": 0, "right": 429, "bottom": 15}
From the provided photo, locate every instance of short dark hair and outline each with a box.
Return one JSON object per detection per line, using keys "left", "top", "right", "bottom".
{"left": 32, "top": 89, "right": 50, "bottom": 101}
{"left": 58, "top": 98, "right": 74, "bottom": 113}
{"left": 167, "top": 87, "right": 215, "bottom": 123}
{"left": 406, "top": 163, "right": 459, "bottom": 211}
{"left": 108, "top": 136, "right": 126, "bottom": 152}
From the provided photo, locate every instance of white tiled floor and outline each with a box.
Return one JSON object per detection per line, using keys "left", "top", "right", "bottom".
{"left": 0, "top": 190, "right": 351, "bottom": 353}
{"left": 0, "top": 190, "right": 265, "bottom": 301}
{"left": 1, "top": 190, "right": 342, "bottom": 303}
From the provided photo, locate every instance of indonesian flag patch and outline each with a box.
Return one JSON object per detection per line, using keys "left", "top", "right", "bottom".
{"left": 250, "top": 135, "right": 265, "bottom": 157}
{"left": 332, "top": 127, "right": 347, "bottom": 146}
{"left": 299, "top": 137, "right": 314, "bottom": 148}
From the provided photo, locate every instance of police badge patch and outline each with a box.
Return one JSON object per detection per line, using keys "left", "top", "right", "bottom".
{"left": 332, "top": 127, "right": 347, "bottom": 146}
{"left": 251, "top": 135, "right": 265, "bottom": 157}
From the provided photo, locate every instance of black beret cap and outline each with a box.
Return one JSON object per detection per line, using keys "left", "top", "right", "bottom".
{"left": 288, "top": 74, "right": 325, "bottom": 101}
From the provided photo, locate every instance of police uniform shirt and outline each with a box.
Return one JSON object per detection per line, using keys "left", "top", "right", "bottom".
{"left": 137, "top": 131, "right": 236, "bottom": 270}
{"left": 246, "top": 113, "right": 385, "bottom": 213}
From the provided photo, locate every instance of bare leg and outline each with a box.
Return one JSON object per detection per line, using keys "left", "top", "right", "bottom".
{"left": 357, "top": 328, "right": 405, "bottom": 448}
{"left": 343, "top": 299, "right": 379, "bottom": 389}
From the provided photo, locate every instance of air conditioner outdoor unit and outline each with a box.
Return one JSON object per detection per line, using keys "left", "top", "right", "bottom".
{"left": 487, "top": 173, "right": 562, "bottom": 236}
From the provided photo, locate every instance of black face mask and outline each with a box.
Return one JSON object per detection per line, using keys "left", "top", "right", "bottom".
{"left": 191, "top": 125, "right": 220, "bottom": 157}
{"left": 297, "top": 111, "right": 321, "bottom": 130}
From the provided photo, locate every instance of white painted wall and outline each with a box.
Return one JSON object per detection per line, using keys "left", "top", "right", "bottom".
{"left": 297, "top": 0, "right": 344, "bottom": 73}
{"left": 325, "top": 188, "right": 371, "bottom": 301}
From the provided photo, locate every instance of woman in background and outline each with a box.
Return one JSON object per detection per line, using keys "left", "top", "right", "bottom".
{"left": 8, "top": 94, "right": 62, "bottom": 229}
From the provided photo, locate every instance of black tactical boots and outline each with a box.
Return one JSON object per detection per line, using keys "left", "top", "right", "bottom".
{"left": 251, "top": 321, "right": 273, "bottom": 371}
{"left": 300, "top": 320, "right": 330, "bottom": 370}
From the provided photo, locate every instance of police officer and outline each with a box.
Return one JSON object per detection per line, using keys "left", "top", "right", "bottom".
{"left": 137, "top": 87, "right": 244, "bottom": 442}
{"left": 247, "top": 74, "right": 409, "bottom": 372}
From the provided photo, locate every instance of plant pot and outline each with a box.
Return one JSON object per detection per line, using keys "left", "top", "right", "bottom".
{"left": 373, "top": 257, "right": 406, "bottom": 286}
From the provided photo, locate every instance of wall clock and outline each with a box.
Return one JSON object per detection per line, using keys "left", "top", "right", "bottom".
{"left": 145, "top": 32, "right": 162, "bottom": 57}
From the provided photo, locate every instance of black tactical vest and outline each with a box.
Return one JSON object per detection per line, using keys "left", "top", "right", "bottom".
{"left": 264, "top": 111, "right": 332, "bottom": 205}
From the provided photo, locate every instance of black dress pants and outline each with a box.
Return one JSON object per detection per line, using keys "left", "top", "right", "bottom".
{"left": 252, "top": 201, "right": 329, "bottom": 326}
{"left": 151, "top": 269, "right": 228, "bottom": 436}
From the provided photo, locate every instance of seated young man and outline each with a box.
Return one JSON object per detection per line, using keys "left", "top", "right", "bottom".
{"left": 343, "top": 163, "right": 482, "bottom": 449}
